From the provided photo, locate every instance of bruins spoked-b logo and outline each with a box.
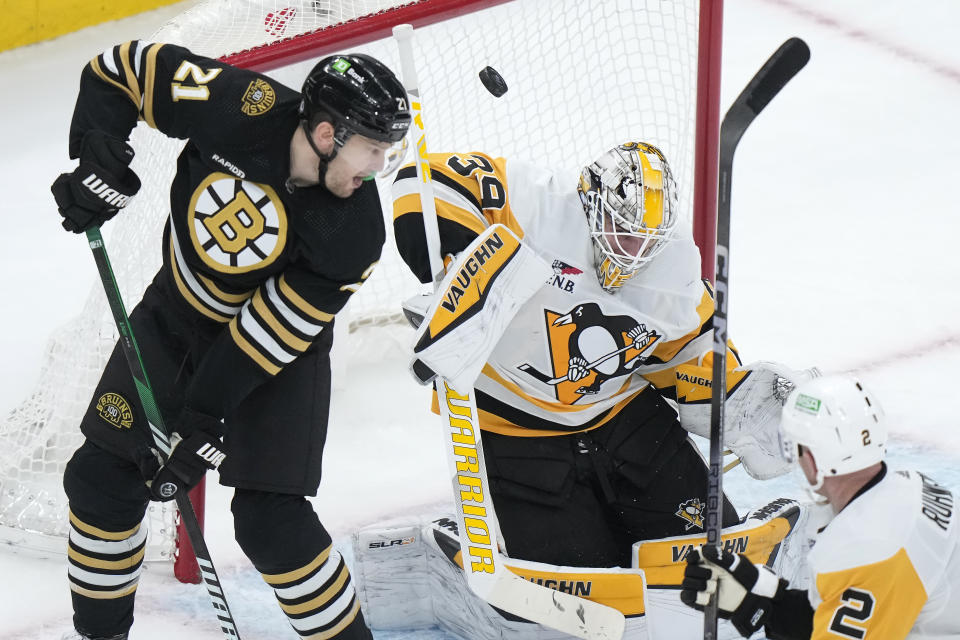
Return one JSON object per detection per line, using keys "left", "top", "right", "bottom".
{"left": 96, "top": 392, "right": 134, "bottom": 430}
{"left": 241, "top": 78, "right": 276, "bottom": 116}
{"left": 188, "top": 173, "right": 287, "bottom": 273}
{"left": 517, "top": 303, "right": 661, "bottom": 404}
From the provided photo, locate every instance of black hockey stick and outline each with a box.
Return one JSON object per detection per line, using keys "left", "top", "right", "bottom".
{"left": 704, "top": 37, "right": 810, "bottom": 640}
{"left": 85, "top": 227, "right": 241, "bottom": 640}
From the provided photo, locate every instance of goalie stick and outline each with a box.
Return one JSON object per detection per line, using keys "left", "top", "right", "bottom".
{"left": 85, "top": 227, "right": 241, "bottom": 640}
{"left": 704, "top": 37, "right": 810, "bottom": 640}
{"left": 392, "top": 24, "right": 625, "bottom": 640}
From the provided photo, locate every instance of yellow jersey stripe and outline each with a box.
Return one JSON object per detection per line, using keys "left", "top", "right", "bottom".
{"left": 278, "top": 275, "right": 334, "bottom": 322}
{"left": 90, "top": 57, "right": 139, "bottom": 109}
{"left": 229, "top": 320, "right": 281, "bottom": 375}
{"left": 198, "top": 272, "right": 255, "bottom": 304}
{"left": 252, "top": 290, "right": 311, "bottom": 352}
{"left": 142, "top": 43, "right": 163, "bottom": 129}
{"left": 117, "top": 41, "right": 142, "bottom": 109}
{"left": 262, "top": 546, "right": 332, "bottom": 585}
{"left": 168, "top": 238, "right": 232, "bottom": 323}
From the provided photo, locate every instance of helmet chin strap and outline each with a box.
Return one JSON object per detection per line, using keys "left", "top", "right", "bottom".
{"left": 301, "top": 120, "right": 352, "bottom": 185}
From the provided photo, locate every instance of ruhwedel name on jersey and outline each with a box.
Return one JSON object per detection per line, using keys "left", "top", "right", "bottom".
{"left": 443, "top": 382, "right": 496, "bottom": 574}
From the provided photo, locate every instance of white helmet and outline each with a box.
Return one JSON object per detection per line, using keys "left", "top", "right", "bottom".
{"left": 779, "top": 373, "right": 887, "bottom": 492}
{"left": 578, "top": 142, "right": 679, "bottom": 293}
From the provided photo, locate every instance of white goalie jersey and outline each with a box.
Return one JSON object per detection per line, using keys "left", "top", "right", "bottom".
{"left": 392, "top": 152, "right": 747, "bottom": 438}
{"left": 805, "top": 467, "right": 960, "bottom": 639}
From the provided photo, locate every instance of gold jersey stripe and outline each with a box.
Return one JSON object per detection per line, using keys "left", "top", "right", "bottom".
{"left": 262, "top": 546, "right": 332, "bottom": 585}
{"left": 198, "top": 272, "right": 255, "bottom": 304}
{"left": 476, "top": 391, "right": 638, "bottom": 438}
{"left": 278, "top": 275, "right": 334, "bottom": 323}
{"left": 69, "top": 511, "right": 140, "bottom": 541}
{"left": 117, "top": 41, "right": 142, "bottom": 109}
{"left": 304, "top": 597, "right": 361, "bottom": 640}
{"left": 812, "top": 547, "right": 926, "bottom": 640}
{"left": 89, "top": 56, "right": 139, "bottom": 109}
{"left": 252, "top": 289, "right": 311, "bottom": 352}
{"left": 229, "top": 320, "right": 281, "bottom": 375}
{"left": 480, "top": 365, "right": 608, "bottom": 414}
{"left": 168, "top": 237, "right": 232, "bottom": 323}
{"left": 68, "top": 546, "right": 145, "bottom": 571}
{"left": 142, "top": 43, "right": 163, "bottom": 129}
{"left": 278, "top": 564, "right": 350, "bottom": 615}
{"left": 639, "top": 366, "right": 678, "bottom": 390}
{"left": 648, "top": 288, "right": 714, "bottom": 363}
{"left": 69, "top": 581, "right": 139, "bottom": 600}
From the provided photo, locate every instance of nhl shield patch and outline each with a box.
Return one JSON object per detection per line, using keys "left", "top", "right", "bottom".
{"left": 96, "top": 392, "right": 134, "bottom": 429}
{"left": 241, "top": 78, "right": 276, "bottom": 116}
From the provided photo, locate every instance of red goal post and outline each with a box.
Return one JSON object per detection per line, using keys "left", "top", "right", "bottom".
{"left": 0, "top": 0, "right": 722, "bottom": 584}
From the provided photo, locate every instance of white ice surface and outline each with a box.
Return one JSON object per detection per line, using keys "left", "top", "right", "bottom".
{"left": 1, "top": 0, "right": 958, "bottom": 637}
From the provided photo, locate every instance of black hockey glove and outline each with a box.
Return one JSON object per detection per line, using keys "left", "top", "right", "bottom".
{"left": 680, "top": 545, "right": 787, "bottom": 638}
{"left": 148, "top": 409, "right": 225, "bottom": 502}
{"left": 51, "top": 130, "right": 141, "bottom": 233}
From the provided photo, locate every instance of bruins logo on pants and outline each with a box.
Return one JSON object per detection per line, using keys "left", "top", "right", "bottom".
{"left": 188, "top": 172, "right": 288, "bottom": 273}
{"left": 95, "top": 392, "right": 134, "bottom": 429}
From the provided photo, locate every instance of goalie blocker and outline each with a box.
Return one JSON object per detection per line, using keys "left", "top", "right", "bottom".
{"left": 350, "top": 498, "right": 811, "bottom": 640}
{"left": 406, "top": 223, "right": 552, "bottom": 391}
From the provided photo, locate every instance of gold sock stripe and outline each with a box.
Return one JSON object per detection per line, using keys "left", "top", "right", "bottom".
{"left": 69, "top": 581, "right": 139, "bottom": 600}
{"left": 68, "top": 545, "right": 145, "bottom": 571}
{"left": 262, "top": 546, "right": 332, "bottom": 586}
{"left": 278, "top": 563, "right": 350, "bottom": 615}
{"left": 302, "top": 597, "right": 361, "bottom": 640}
{"left": 69, "top": 511, "right": 140, "bottom": 541}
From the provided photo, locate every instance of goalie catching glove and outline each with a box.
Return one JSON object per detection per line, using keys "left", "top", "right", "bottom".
{"left": 144, "top": 408, "right": 226, "bottom": 502}
{"left": 676, "top": 360, "right": 820, "bottom": 479}
{"left": 680, "top": 545, "right": 786, "bottom": 638}
{"left": 51, "top": 130, "right": 141, "bottom": 233}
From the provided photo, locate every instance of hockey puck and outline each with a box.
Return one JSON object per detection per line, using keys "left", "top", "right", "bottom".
{"left": 479, "top": 66, "right": 508, "bottom": 97}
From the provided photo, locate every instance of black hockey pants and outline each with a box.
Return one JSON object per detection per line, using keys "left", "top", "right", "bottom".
{"left": 483, "top": 386, "right": 739, "bottom": 568}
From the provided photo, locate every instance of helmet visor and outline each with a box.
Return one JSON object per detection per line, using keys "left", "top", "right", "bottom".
{"left": 336, "top": 133, "right": 409, "bottom": 180}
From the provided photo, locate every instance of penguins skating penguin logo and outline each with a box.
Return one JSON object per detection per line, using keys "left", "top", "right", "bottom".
{"left": 517, "top": 302, "right": 661, "bottom": 404}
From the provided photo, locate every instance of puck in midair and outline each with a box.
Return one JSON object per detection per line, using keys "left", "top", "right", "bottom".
{"left": 479, "top": 66, "right": 508, "bottom": 97}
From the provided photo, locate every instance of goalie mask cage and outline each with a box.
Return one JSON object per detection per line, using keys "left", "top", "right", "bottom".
{"left": 0, "top": 0, "right": 721, "bottom": 581}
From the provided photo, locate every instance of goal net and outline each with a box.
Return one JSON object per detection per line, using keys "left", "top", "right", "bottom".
{"left": 0, "top": 0, "right": 719, "bottom": 578}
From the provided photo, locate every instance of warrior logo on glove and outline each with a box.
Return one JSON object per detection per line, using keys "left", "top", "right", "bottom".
{"left": 517, "top": 303, "right": 660, "bottom": 403}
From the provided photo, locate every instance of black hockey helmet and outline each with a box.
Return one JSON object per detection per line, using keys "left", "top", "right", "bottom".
{"left": 300, "top": 53, "right": 411, "bottom": 145}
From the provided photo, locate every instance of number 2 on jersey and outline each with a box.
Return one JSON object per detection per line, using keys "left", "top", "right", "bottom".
{"left": 829, "top": 588, "right": 875, "bottom": 639}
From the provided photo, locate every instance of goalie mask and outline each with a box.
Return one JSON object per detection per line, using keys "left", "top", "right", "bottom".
{"left": 779, "top": 374, "right": 887, "bottom": 494}
{"left": 578, "top": 142, "right": 679, "bottom": 292}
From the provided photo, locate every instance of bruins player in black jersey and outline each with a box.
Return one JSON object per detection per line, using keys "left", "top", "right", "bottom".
{"left": 50, "top": 42, "right": 410, "bottom": 640}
